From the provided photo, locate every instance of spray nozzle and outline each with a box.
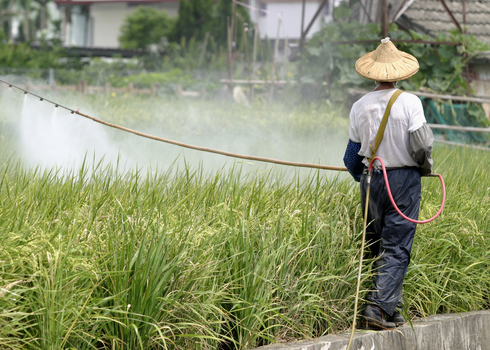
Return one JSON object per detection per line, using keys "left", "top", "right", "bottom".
{"left": 24, "top": 91, "right": 27, "bottom": 94}
{"left": 40, "top": 98, "right": 43, "bottom": 101}
{"left": 55, "top": 104, "right": 58, "bottom": 108}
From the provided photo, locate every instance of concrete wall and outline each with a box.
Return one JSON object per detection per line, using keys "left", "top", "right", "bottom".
{"left": 252, "top": 310, "right": 490, "bottom": 350}
{"left": 470, "top": 79, "right": 490, "bottom": 121}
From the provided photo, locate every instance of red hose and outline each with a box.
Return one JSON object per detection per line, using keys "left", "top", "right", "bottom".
{"left": 368, "top": 157, "right": 446, "bottom": 224}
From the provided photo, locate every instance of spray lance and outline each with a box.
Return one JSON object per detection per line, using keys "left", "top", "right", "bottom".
{"left": 1, "top": 78, "right": 446, "bottom": 348}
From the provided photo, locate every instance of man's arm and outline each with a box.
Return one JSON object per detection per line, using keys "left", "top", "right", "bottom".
{"left": 343, "top": 139, "right": 364, "bottom": 182}
{"left": 409, "top": 123, "right": 434, "bottom": 175}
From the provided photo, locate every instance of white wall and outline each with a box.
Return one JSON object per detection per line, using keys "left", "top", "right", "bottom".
{"left": 248, "top": 0, "right": 333, "bottom": 39}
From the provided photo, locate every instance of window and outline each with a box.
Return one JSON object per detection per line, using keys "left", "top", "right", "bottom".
{"left": 259, "top": 2, "right": 267, "bottom": 17}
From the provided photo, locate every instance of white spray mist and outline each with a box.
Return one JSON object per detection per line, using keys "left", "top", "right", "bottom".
{"left": 20, "top": 94, "right": 125, "bottom": 172}
{"left": 3, "top": 83, "right": 350, "bottom": 181}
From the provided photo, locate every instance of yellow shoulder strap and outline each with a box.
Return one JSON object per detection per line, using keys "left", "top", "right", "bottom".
{"left": 368, "top": 89, "right": 403, "bottom": 162}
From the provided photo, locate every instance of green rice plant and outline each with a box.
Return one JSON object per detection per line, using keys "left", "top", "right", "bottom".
{"left": 0, "top": 163, "right": 103, "bottom": 349}
{"left": 406, "top": 145, "right": 490, "bottom": 317}
{"left": 1, "top": 88, "right": 490, "bottom": 349}
{"left": 0, "top": 144, "right": 489, "bottom": 349}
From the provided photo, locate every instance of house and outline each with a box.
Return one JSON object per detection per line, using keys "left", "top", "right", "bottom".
{"left": 54, "top": 0, "right": 334, "bottom": 49}
{"left": 54, "top": 0, "right": 179, "bottom": 48}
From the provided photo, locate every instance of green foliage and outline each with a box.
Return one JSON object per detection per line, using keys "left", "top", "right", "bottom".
{"left": 118, "top": 6, "right": 174, "bottom": 50}
{"left": 0, "top": 40, "right": 86, "bottom": 80}
{"left": 332, "top": 0, "right": 352, "bottom": 20}
{"left": 171, "top": 0, "right": 214, "bottom": 43}
{"left": 301, "top": 21, "right": 490, "bottom": 104}
{"left": 162, "top": 35, "right": 228, "bottom": 72}
{"left": 53, "top": 60, "right": 192, "bottom": 89}
{"left": 300, "top": 20, "right": 381, "bottom": 103}
{"left": 395, "top": 29, "right": 490, "bottom": 95}
{"left": 213, "top": 0, "right": 251, "bottom": 48}
{"left": 53, "top": 57, "right": 143, "bottom": 86}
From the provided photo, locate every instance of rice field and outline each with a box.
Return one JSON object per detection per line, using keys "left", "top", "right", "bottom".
{"left": 0, "top": 89, "right": 489, "bottom": 349}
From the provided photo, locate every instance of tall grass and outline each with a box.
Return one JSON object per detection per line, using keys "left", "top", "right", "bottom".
{"left": 406, "top": 145, "right": 490, "bottom": 316}
{"left": 0, "top": 90, "right": 489, "bottom": 349}
{"left": 0, "top": 143, "right": 489, "bottom": 349}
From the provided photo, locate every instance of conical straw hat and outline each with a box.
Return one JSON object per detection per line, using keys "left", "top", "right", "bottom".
{"left": 355, "top": 37, "right": 419, "bottom": 82}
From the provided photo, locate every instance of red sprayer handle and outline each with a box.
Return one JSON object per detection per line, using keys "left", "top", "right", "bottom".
{"left": 368, "top": 157, "right": 446, "bottom": 224}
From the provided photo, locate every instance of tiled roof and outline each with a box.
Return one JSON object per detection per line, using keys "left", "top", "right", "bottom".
{"left": 399, "top": 0, "right": 490, "bottom": 45}
{"left": 351, "top": 0, "right": 490, "bottom": 45}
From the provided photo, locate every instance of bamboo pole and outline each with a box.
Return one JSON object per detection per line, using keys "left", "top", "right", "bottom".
{"left": 299, "top": 0, "right": 306, "bottom": 53}
{"left": 330, "top": 39, "right": 460, "bottom": 45}
{"left": 282, "top": 35, "right": 289, "bottom": 81}
{"left": 427, "top": 124, "right": 490, "bottom": 133}
{"left": 241, "top": 20, "right": 251, "bottom": 104}
{"left": 269, "top": 16, "right": 282, "bottom": 103}
{"left": 380, "top": 0, "right": 388, "bottom": 37}
{"left": 226, "top": 17, "right": 234, "bottom": 93}
{"left": 461, "top": 0, "right": 471, "bottom": 97}
{"left": 347, "top": 88, "right": 490, "bottom": 104}
{"left": 230, "top": 0, "right": 237, "bottom": 51}
{"left": 302, "top": 0, "right": 328, "bottom": 39}
{"left": 221, "top": 79, "right": 288, "bottom": 85}
{"left": 434, "top": 139, "right": 490, "bottom": 150}
{"left": 250, "top": 24, "right": 259, "bottom": 102}
{"left": 462, "top": 0, "right": 466, "bottom": 28}
{"left": 438, "top": 0, "right": 462, "bottom": 32}
{"left": 197, "top": 32, "right": 210, "bottom": 72}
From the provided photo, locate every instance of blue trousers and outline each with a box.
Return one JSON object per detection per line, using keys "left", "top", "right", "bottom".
{"left": 360, "top": 167, "right": 421, "bottom": 316}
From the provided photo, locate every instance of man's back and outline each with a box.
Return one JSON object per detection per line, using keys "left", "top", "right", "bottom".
{"left": 349, "top": 88, "right": 427, "bottom": 169}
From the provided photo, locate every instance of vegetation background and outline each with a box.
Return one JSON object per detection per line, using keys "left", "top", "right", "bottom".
{"left": 0, "top": 1, "right": 489, "bottom": 349}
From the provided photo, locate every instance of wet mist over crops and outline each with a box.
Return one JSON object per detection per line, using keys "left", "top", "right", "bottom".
{"left": 1, "top": 78, "right": 349, "bottom": 180}
{"left": 20, "top": 94, "right": 123, "bottom": 171}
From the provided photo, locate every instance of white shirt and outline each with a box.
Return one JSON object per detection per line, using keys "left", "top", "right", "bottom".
{"left": 349, "top": 88, "right": 427, "bottom": 168}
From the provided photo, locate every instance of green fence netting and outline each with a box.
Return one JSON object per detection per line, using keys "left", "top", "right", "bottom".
{"left": 421, "top": 97, "right": 489, "bottom": 145}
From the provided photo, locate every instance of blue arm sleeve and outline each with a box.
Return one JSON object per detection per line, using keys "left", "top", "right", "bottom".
{"left": 343, "top": 139, "right": 364, "bottom": 182}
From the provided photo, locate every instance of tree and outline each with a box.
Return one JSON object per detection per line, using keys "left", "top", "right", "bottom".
{"left": 0, "top": 0, "right": 15, "bottom": 41}
{"left": 171, "top": 0, "right": 213, "bottom": 42}
{"left": 213, "top": 0, "right": 250, "bottom": 48}
{"left": 16, "top": 0, "right": 39, "bottom": 42}
{"left": 118, "top": 6, "right": 174, "bottom": 50}
{"left": 11, "top": 0, "right": 55, "bottom": 42}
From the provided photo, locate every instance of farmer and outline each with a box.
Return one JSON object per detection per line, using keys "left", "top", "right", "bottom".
{"left": 343, "top": 38, "right": 434, "bottom": 330}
